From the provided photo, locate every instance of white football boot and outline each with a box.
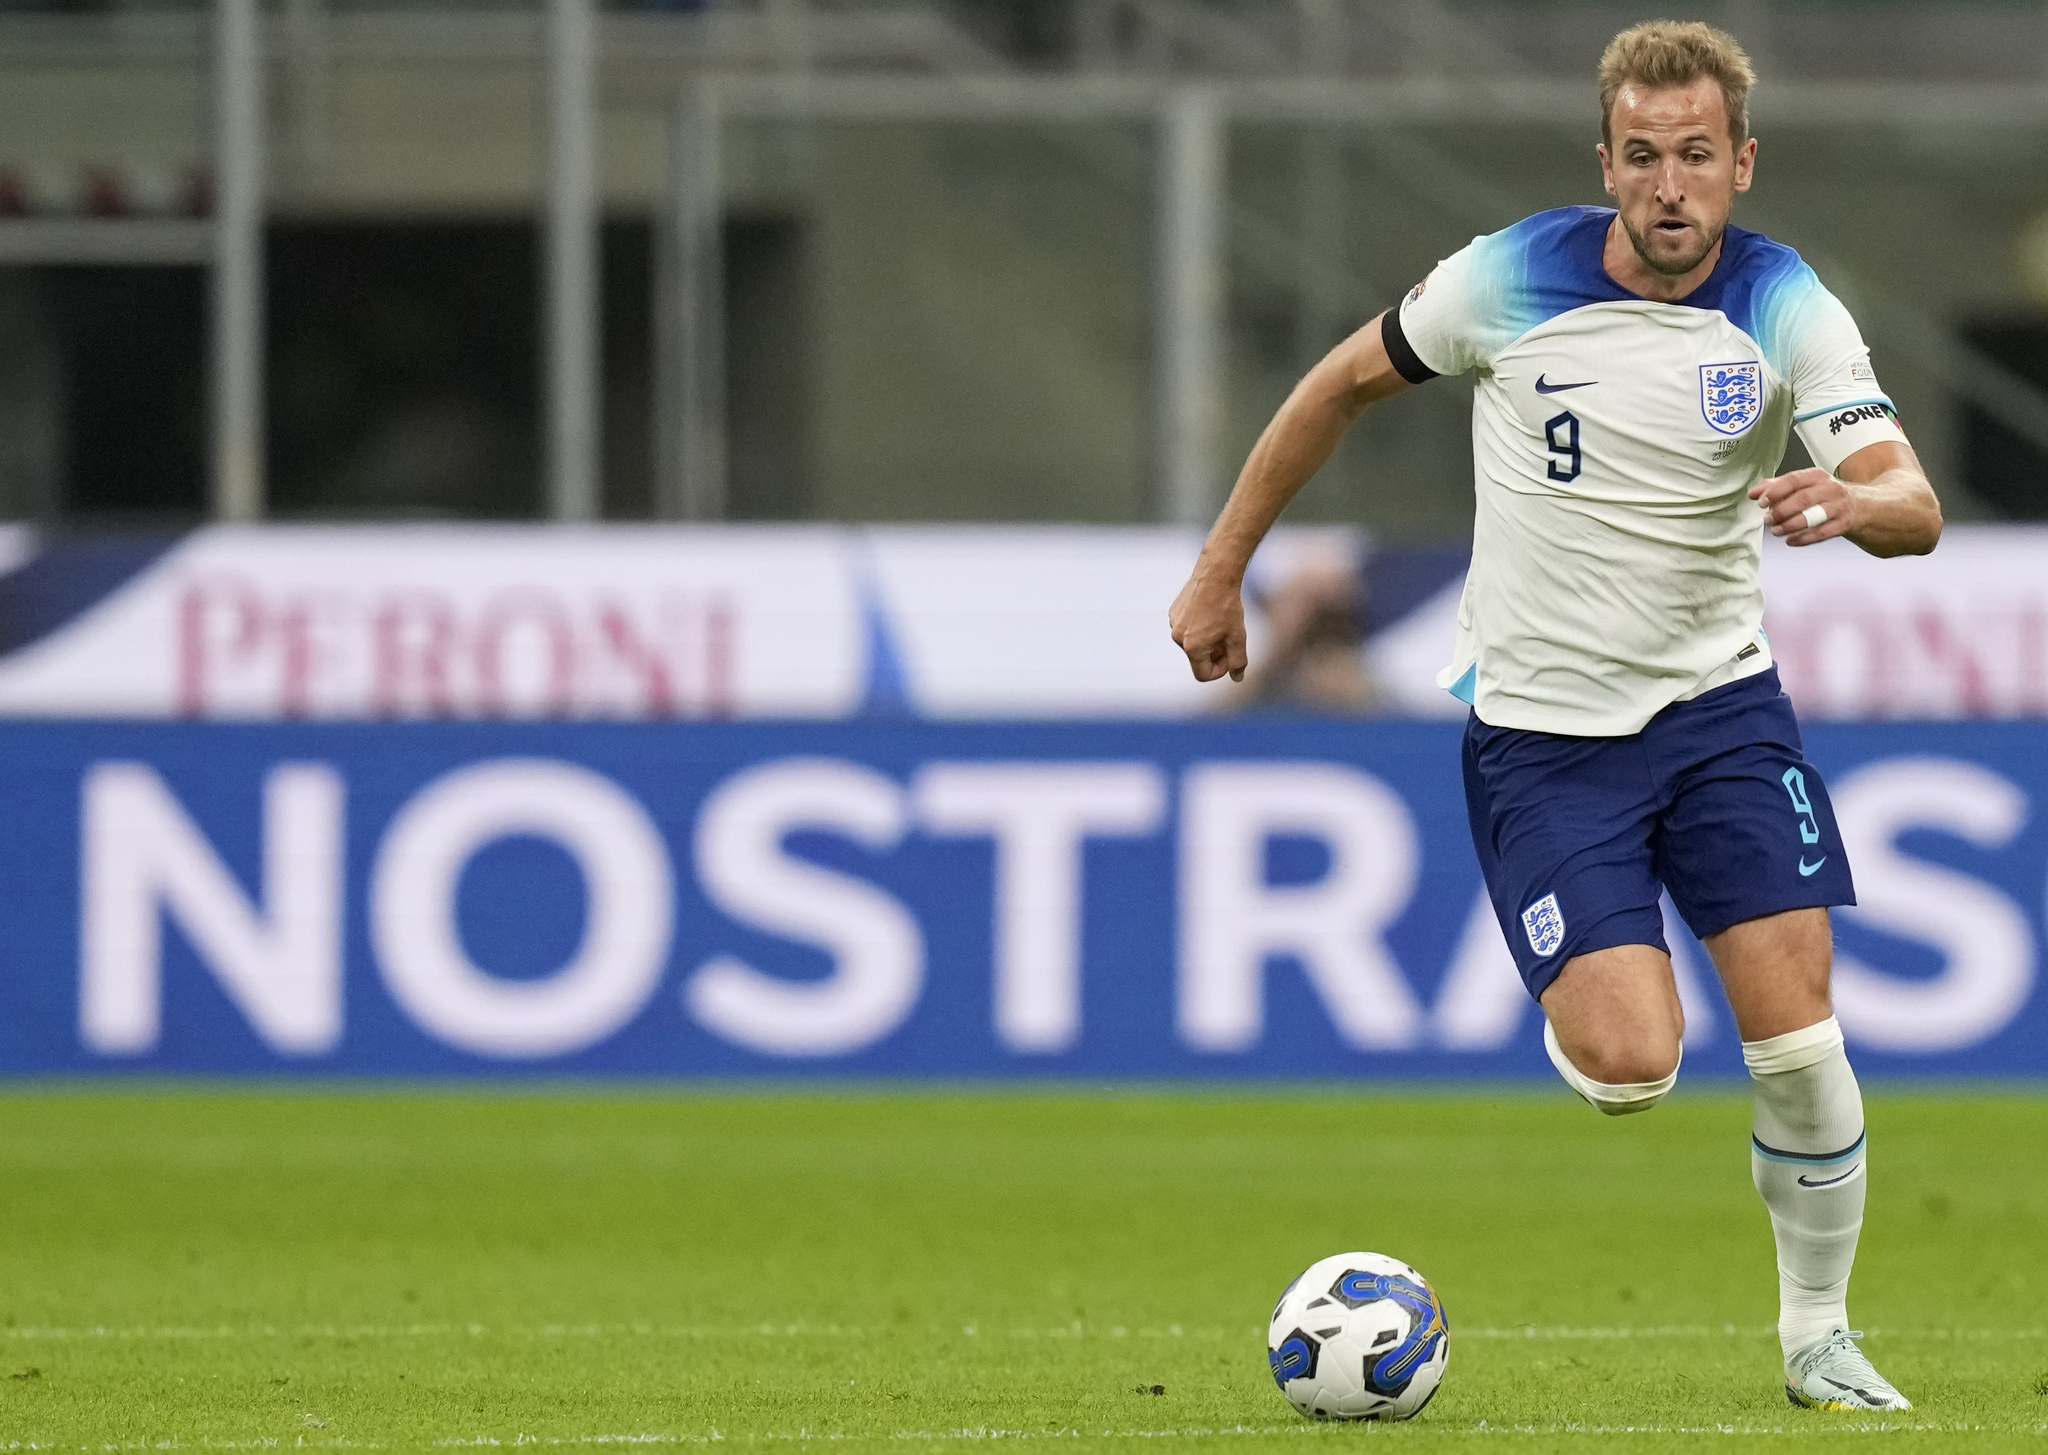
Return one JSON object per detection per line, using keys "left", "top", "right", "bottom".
{"left": 1784, "top": 1329, "right": 1911, "bottom": 1412}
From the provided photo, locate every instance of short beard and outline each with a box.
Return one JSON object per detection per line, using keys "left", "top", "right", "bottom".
{"left": 1624, "top": 214, "right": 1724, "bottom": 277}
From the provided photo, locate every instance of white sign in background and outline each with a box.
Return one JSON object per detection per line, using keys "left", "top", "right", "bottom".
{"left": 0, "top": 526, "right": 866, "bottom": 720}
{"left": 0, "top": 523, "right": 2043, "bottom": 720}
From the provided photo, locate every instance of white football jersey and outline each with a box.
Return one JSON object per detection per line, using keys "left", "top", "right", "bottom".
{"left": 1387, "top": 206, "right": 1909, "bottom": 736}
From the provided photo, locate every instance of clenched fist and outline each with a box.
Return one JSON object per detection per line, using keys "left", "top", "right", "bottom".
{"left": 1169, "top": 568, "right": 1248, "bottom": 683}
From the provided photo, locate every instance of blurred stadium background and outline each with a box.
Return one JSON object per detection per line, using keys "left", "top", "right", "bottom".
{"left": 2, "top": 3, "right": 2046, "bottom": 1446}
{"left": 5, "top": 0, "right": 2048, "bottom": 532}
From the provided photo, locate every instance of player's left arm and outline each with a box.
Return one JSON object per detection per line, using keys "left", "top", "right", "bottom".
{"left": 1750, "top": 440, "right": 1942, "bottom": 558}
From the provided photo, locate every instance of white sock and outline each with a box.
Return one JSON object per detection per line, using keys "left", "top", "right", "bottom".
{"left": 1745, "top": 1016, "right": 1865, "bottom": 1364}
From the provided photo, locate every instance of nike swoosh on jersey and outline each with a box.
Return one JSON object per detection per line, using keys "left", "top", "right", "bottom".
{"left": 1799, "top": 856, "right": 1827, "bottom": 876}
{"left": 1533, "top": 375, "right": 1597, "bottom": 394}
{"left": 1798, "top": 1165, "right": 1860, "bottom": 1188}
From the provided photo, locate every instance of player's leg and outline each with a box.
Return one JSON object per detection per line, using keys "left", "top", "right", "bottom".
{"left": 1703, "top": 908, "right": 1904, "bottom": 1409}
{"left": 1653, "top": 670, "right": 1905, "bottom": 1410}
{"left": 1460, "top": 713, "right": 1676, "bottom": 1113}
{"left": 1537, "top": 943, "right": 1683, "bottom": 1112}
{"left": 1706, "top": 911, "right": 1860, "bottom": 1336}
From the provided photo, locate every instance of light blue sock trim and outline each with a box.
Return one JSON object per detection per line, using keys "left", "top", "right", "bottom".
{"left": 1752, "top": 1130, "right": 1865, "bottom": 1166}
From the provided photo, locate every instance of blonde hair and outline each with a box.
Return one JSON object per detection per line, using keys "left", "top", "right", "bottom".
{"left": 1599, "top": 20, "right": 1756, "bottom": 145}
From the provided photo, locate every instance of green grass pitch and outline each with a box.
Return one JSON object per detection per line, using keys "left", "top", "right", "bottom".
{"left": 0, "top": 1088, "right": 2043, "bottom": 1452}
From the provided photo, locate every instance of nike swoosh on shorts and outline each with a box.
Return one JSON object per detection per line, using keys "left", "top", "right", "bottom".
{"left": 1799, "top": 856, "right": 1827, "bottom": 876}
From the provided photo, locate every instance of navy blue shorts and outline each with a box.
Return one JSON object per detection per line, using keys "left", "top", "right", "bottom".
{"left": 1462, "top": 666, "right": 1856, "bottom": 999}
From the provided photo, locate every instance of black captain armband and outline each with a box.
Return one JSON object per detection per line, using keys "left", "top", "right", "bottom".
{"left": 1380, "top": 307, "right": 1439, "bottom": 386}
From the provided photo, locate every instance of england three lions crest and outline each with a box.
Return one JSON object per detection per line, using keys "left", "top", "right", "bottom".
{"left": 1521, "top": 893, "right": 1565, "bottom": 958}
{"left": 1700, "top": 361, "right": 1762, "bottom": 435}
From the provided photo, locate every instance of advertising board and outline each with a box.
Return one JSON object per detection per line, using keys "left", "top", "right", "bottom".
{"left": 2, "top": 523, "right": 2045, "bottom": 722}
{"left": 2, "top": 719, "right": 2040, "bottom": 1078}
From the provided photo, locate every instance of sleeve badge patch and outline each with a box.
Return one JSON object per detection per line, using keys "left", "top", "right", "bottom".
{"left": 1699, "top": 360, "right": 1763, "bottom": 435}
{"left": 1521, "top": 892, "right": 1566, "bottom": 958}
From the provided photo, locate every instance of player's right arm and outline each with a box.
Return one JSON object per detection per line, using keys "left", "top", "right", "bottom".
{"left": 1167, "top": 315, "right": 1414, "bottom": 683}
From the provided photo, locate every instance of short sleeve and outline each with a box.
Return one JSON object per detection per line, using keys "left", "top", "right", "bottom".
{"left": 1783, "top": 283, "right": 1909, "bottom": 474}
{"left": 1394, "top": 241, "right": 1494, "bottom": 379}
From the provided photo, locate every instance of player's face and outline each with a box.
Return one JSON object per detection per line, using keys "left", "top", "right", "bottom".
{"left": 1597, "top": 77, "right": 1756, "bottom": 278}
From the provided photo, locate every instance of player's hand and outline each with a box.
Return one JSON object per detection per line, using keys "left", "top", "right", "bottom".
{"left": 1169, "top": 568, "right": 1249, "bottom": 683}
{"left": 1751, "top": 467, "right": 1856, "bottom": 547}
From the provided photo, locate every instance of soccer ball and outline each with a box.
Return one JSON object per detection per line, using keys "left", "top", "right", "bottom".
{"left": 1266, "top": 1251, "right": 1449, "bottom": 1421}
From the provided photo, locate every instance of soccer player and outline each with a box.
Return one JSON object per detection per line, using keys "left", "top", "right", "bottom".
{"left": 1168, "top": 20, "right": 1938, "bottom": 1412}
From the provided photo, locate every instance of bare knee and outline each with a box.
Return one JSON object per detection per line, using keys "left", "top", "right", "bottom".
{"left": 1541, "top": 1018, "right": 1680, "bottom": 1115}
{"left": 1572, "top": 1035, "right": 1682, "bottom": 1090}
{"left": 1538, "top": 943, "right": 1685, "bottom": 1092}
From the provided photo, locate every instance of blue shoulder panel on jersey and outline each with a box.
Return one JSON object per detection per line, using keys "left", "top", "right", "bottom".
{"left": 1468, "top": 206, "right": 1632, "bottom": 343}
{"left": 1500, "top": 206, "right": 1632, "bottom": 321}
{"left": 1478, "top": 208, "right": 1818, "bottom": 376}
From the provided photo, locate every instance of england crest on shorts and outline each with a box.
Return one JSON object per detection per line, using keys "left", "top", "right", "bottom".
{"left": 1700, "top": 361, "right": 1762, "bottom": 435}
{"left": 1521, "top": 893, "right": 1565, "bottom": 957}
